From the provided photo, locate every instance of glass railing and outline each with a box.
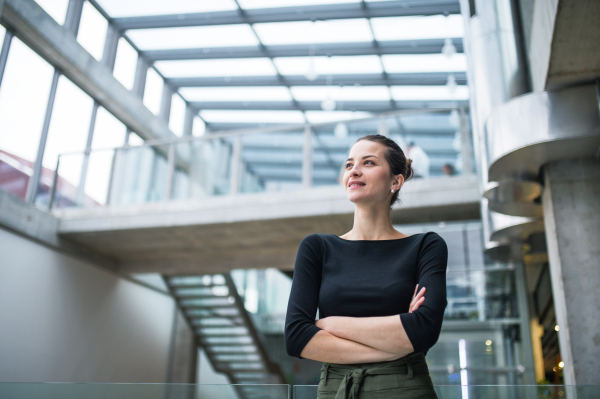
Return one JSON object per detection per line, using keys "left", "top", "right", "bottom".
{"left": 294, "top": 384, "right": 598, "bottom": 399}
{"left": 1, "top": 383, "right": 597, "bottom": 399}
{"left": 0, "top": 383, "right": 290, "bottom": 399}
{"left": 39, "top": 110, "right": 472, "bottom": 210}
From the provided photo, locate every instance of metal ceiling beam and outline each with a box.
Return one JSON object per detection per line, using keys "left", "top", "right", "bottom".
{"left": 191, "top": 99, "right": 468, "bottom": 112}
{"left": 143, "top": 38, "right": 463, "bottom": 61}
{"left": 169, "top": 72, "right": 467, "bottom": 88}
{"left": 113, "top": 1, "right": 461, "bottom": 30}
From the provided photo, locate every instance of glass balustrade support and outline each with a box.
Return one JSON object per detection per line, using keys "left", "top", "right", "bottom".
{"left": 302, "top": 125, "right": 313, "bottom": 189}
{"left": 230, "top": 135, "right": 242, "bottom": 196}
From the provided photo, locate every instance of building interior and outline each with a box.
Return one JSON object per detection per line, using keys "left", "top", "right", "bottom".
{"left": 0, "top": 0, "right": 598, "bottom": 398}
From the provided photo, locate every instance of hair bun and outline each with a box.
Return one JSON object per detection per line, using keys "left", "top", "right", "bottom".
{"left": 405, "top": 158, "right": 414, "bottom": 181}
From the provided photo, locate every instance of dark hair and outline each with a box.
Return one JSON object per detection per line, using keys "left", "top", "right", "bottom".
{"left": 354, "top": 134, "right": 414, "bottom": 209}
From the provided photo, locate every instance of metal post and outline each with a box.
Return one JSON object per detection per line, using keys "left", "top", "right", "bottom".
{"left": 105, "top": 148, "right": 118, "bottom": 205}
{"left": 64, "top": 0, "right": 85, "bottom": 36}
{"left": 0, "top": 30, "right": 13, "bottom": 90}
{"left": 159, "top": 84, "right": 173, "bottom": 123}
{"left": 48, "top": 156, "right": 60, "bottom": 210}
{"left": 230, "top": 135, "right": 242, "bottom": 195}
{"left": 132, "top": 57, "right": 148, "bottom": 98}
{"left": 183, "top": 106, "right": 195, "bottom": 137}
{"left": 459, "top": 106, "right": 474, "bottom": 174}
{"left": 165, "top": 143, "right": 175, "bottom": 200}
{"left": 101, "top": 24, "right": 120, "bottom": 71}
{"left": 26, "top": 69, "right": 60, "bottom": 204}
{"left": 511, "top": 242, "right": 537, "bottom": 385}
{"left": 75, "top": 101, "right": 99, "bottom": 206}
{"left": 302, "top": 125, "right": 313, "bottom": 188}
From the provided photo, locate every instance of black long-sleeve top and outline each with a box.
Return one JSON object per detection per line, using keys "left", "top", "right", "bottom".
{"left": 284, "top": 232, "right": 448, "bottom": 359}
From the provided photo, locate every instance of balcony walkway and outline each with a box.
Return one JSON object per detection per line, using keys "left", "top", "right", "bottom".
{"left": 52, "top": 174, "right": 479, "bottom": 275}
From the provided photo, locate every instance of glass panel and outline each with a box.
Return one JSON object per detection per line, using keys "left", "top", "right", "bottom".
{"left": 291, "top": 86, "right": 390, "bottom": 102}
{"left": 192, "top": 116, "right": 206, "bottom": 137}
{"left": 254, "top": 19, "right": 372, "bottom": 45}
{"left": 180, "top": 87, "right": 292, "bottom": 102}
{"left": 382, "top": 54, "right": 467, "bottom": 73}
{"left": 77, "top": 1, "right": 108, "bottom": 62}
{"left": 95, "top": 0, "right": 238, "bottom": 17}
{"left": 143, "top": 68, "right": 163, "bottom": 116}
{"left": 169, "top": 94, "right": 186, "bottom": 136}
{"left": 0, "top": 383, "right": 290, "bottom": 399}
{"left": 34, "top": 0, "right": 69, "bottom": 25}
{"left": 294, "top": 385, "right": 586, "bottom": 399}
{"left": 390, "top": 85, "right": 469, "bottom": 101}
{"left": 108, "top": 144, "right": 170, "bottom": 205}
{"left": 37, "top": 76, "right": 94, "bottom": 207}
{"left": 113, "top": 37, "right": 138, "bottom": 91}
{"left": 371, "top": 14, "right": 464, "bottom": 41}
{"left": 0, "top": 38, "right": 54, "bottom": 200}
{"left": 51, "top": 152, "right": 85, "bottom": 208}
{"left": 154, "top": 58, "right": 277, "bottom": 78}
{"left": 172, "top": 138, "right": 233, "bottom": 200}
{"left": 239, "top": 0, "right": 359, "bottom": 8}
{"left": 199, "top": 111, "right": 305, "bottom": 124}
{"left": 126, "top": 25, "right": 258, "bottom": 50}
{"left": 274, "top": 55, "right": 382, "bottom": 76}
{"left": 304, "top": 111, "right": 371, "bottom": 124}
{"left": 83, "top": 107, "right": 127, "bottom": 205}
{"left": 240, "top": 132, "right": 304, "bottom": 194}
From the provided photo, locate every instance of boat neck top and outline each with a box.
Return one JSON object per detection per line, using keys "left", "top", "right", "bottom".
{"left": 284, "top": 231, "right": 448, "bottom": 359}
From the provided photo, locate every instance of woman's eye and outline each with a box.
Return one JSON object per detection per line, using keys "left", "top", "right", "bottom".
{"left": 345, "top": 163, "right": 352, "bottom": 168}
{"left": 365, "top": 160, "right": 374, "bottom": 165}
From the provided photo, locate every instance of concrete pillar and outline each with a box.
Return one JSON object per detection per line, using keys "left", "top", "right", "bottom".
{"left": 182, "top": 106, "right": 195, "bottom": 137}
{"left": 541, "top": 157, "right": 600, "bottom": 385}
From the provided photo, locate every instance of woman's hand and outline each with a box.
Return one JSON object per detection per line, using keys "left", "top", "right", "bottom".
{"left": 409, "top": 284, "right": 426, "bottom": 313}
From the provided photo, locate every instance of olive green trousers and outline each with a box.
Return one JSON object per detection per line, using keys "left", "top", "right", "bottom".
{"left": 317, "top": 353, "right": 438, "bottom": 399}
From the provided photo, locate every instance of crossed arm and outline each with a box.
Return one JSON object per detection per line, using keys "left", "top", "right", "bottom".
{"left": 298, "top": 285, "right": 426, "bottom": 364}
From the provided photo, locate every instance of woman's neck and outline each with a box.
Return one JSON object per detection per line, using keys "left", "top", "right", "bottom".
{"left": 344, "top": 203, "right": 403, "bottom": 240}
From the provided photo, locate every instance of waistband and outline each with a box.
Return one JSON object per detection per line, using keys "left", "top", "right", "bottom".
{"left": 320, "top": 352, "right": 429, "bottom": 399}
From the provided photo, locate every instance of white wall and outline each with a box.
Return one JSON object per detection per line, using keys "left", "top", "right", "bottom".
{"left": 0, "top": 227, "right": 176, "bottom": 383}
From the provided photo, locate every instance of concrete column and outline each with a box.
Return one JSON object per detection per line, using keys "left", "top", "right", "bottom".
{"left": 132, "top": 57, "right": 148, "bottom": 98}
{"left": 541, "top": 157, "right": 600, "bottom": 385}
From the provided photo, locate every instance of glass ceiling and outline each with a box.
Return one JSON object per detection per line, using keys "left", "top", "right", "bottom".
{"left": 92, "top": 0, "right": 469, "bottom": 139}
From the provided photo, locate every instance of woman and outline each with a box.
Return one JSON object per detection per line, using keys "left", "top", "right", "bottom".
{"left": 284, "top": 134, "right": 448, "bottom": 398}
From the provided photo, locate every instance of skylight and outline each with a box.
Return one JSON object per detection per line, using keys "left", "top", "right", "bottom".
{"left": 154, "top": 58, "right": 278, "bottom": 78}
{"left": 390, "top": 86, "right": 469, "bottom": 101}
{"left": 371, "top": 14, "right": 464, "bottom": 41}
{"left": 381, "top": 54, "right": 467, "bottom": 73}
{"left": 200, "top": 110, "right": 305, "bottom": 124}
{"left": 94, "top": 0, "right": 238, "bottom": 18}
{"left": 254, "top": 19, "right": 373, "bottom": 45}
{"left": 126, "top": 25, "right": 259, "bottom": 50}
{"left": 179, "top": 87, "right": 293, "bottom": 102}
{"left": 274, "top": 56, "right": 383, "bottom": 76}
{"left": 305, "top": 111, "right": 372, "bottom": 123}
{"left": 290, "top": 86, "right": 391, "bottom": 101}
{"left": 238, "top": 0, "right": 360, "bottom": 8}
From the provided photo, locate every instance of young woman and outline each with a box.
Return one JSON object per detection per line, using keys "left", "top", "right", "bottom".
{"left": 284, "top": 134, "right": 448, "bottom": 398}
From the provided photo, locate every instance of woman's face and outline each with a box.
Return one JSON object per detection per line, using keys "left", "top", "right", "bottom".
{"left": 343, "top": 140, "right": 403, "bottom": 205}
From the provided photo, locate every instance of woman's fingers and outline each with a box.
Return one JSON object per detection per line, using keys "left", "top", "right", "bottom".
{"left": 409, "top": 296, "right": 426, "bottom": 313}
{"left": 413, "top": 284, "right": 419, "bottom": 297}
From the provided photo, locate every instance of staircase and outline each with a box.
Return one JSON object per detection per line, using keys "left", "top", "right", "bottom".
{"left": 165, "top": 273, "right": 285, "bottom": 395}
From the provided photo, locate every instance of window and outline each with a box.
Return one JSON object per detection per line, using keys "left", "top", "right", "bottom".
{"left": 113, "top": 37, "right": 138, "bottom": 90}
{"left": 34, "top": 0, "right": 69, "bottom": 25}
{"left": 0, "top": 38, "right": 54, "bottom": 199}
{"left": 77, "top": 1, "right": 109, "bottom": 61}
{"left": 169, "top": 94, "right": 186, "bottom": 136}
{"left": 143, "top": 68, "right": 164, "bottom": 116}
